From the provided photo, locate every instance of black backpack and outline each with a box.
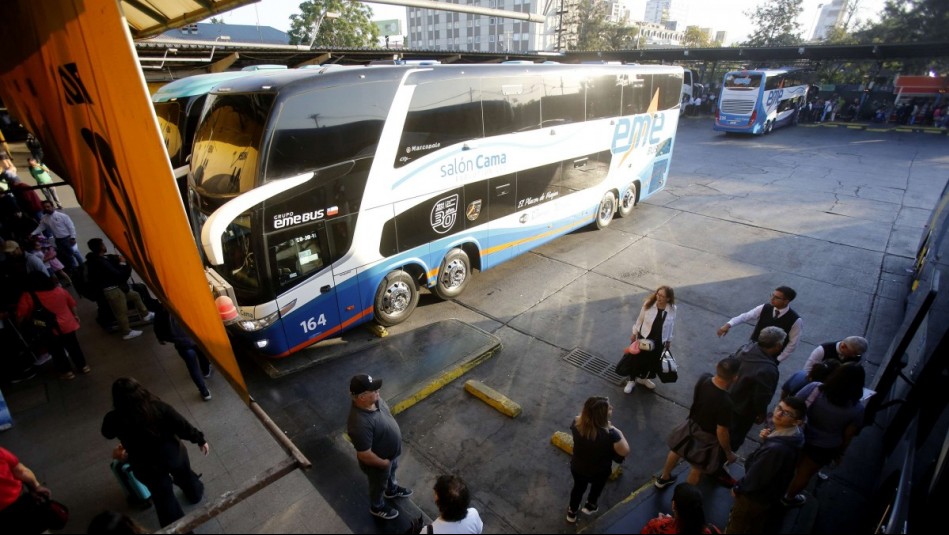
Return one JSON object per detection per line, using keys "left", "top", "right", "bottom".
{"left": 25, "top": 291, "right": 60, "bottom": 340}
{"left": 73, "top": 262, "right": 102, "bottom": 301}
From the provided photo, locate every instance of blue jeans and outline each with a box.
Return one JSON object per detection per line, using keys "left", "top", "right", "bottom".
{"left": 359, "top": 456, "right": 399, "bottom": 510}
{"left": 175, "top": 343, "right": 210, "bottom": 396}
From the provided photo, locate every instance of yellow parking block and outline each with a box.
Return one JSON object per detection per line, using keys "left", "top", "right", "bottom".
{"left": 464, "top": 379, "right": 522, "bottom": 418}
{"left": 551, "top": 431, "right": 623, "bottom": 480}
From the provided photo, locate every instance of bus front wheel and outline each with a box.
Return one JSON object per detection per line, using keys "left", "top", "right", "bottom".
{"left": 618, "top": 183, "right": 637, "bottom": 218}
{"left": 596, "top": 191, "right": 616, "bottom": 229}
{"left": 373, "top": 270, "right": 419, "bottom": 327}
{"left": 435, "top": 248, "right": 471, "bottom": 300}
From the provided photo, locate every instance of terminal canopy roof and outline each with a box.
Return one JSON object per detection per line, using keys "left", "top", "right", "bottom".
{"left": 122, "top": 0, "right": 257, "bottom": 39}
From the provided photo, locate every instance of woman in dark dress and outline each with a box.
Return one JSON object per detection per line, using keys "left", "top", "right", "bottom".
{"left": 101, "top": 378, "right": 210, "bottom": 527}
{"left": 566, "top": 396, "right": 630, "bottom": 523}
{"left": 624, "top": 286, "right": 677, "bottom": 393}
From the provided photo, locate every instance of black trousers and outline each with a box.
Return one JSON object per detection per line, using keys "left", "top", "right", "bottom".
{"left": 569, "top": 467, "right": 609, "bottom": 512}
{"left": 48, "top": 330, "right": 87, "bottom": 373}
{"left": 0, "top": 491, "right": 48, "bottom": 533}
{"left": 134, "top": 446, "right": 204, "bottom": 527}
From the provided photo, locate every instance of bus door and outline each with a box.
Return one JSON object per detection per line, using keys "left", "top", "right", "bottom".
{"left": 267, "top": 220, "right": 343, "bottom": 350}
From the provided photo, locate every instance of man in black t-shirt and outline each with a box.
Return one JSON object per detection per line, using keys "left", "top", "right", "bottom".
{"left": 347, "top": 374, "right": 412, "bottom": 521}
{"left": 655, "top": 357, "right": 740, "bottom": 488}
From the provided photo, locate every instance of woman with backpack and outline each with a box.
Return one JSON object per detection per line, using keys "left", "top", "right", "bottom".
{"left": 15, "top": 271, "right": 90, "bottom": 379}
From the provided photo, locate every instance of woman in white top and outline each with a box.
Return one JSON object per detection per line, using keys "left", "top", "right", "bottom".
{"left": 421, "top": 475, "right": 483, "bottom": 534}
{"left": 624, "top": 286, "right": 676, "bottom": 393}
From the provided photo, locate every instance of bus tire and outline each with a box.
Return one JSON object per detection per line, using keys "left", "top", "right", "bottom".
{"left": 618, "top": 183, "right": 637, "bottom": 218}
{"left": 434, "top": 248, "right": 471, "bottom": 300}
{"left": 373, "top": 270, "right": 419, "bottom": 327}
{"left": 764, "top": 120, "right": 774, "bottom": 134}
{"left": 596, "top": 191, "right": 616, "bottom": 229}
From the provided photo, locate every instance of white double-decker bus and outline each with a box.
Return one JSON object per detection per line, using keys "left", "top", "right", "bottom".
{"left": 190, "top": 64, "right": 683, "bottom": 357}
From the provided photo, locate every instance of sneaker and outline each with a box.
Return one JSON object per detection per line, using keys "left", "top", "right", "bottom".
{"left": 59, "top": 371, "right": 76, "bottom": 380}
{"left": 34, "top": 353, "right": 52, "bottom": 366}
{"left": 635, "top": 377, "right": 657, "bottom": 389}
{"left": 122, "top": 329, "right": 143, "bottom": 340}
{"left": 80, "top": 365, "right": 92, "bottom": 374}
{"left": 141, "top": 312, "right": 155, "bottom": 322}
{"left": 201, "top": 390, "right": 212, "bottom": 401}
{"left": 654, "top": 476, "right": 675, "bottom": 489}
{"left": 383, "top": 485, "right": 413, "bottom": 499}
{"left": 623, "top": 380, "right": 635, "bottom": 394}
{"left": 817, "top": 471, "right": 830, "bottom": 481}
{"left": 581, "top": 502, "right": 598, "bottom": 515}
{"left": 369, "top": 505, "right": 399, "bottom": 520}
{"left": 781, "top": 494, "right": 807, "bottom": 507}
{"left": 566, "top": 508, "right": 578, "bottom": 523}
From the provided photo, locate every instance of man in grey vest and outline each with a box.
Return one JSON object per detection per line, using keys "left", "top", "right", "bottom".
{"left": 803, "top": 336, "right": 868, "bottom": 373}
{"left": 717, "top": 286, "right": 802, "bottom": 363}
{"left": 347, "top": 374, "right": 413, "bottom": 520}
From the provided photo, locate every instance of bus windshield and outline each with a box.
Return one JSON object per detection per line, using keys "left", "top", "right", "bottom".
{"left": 723, "top": 73, "right": 762, "bottom": 89}
{"left": 191, "top": 93, "right": 275, "bottom": 198}
{"left": 154, "top": 101, "right": 184, "bottom": 166}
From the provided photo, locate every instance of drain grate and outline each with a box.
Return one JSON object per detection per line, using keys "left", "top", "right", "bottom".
{"left": 563, "top": 348, "right": 626, "bottom": 386}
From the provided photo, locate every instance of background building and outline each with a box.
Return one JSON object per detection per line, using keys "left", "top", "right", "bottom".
{"left": 811, "top": 0, "right": 849, "bottom": 40}
{"left": 407, "top": 0, "right": 551, "bottom": 52}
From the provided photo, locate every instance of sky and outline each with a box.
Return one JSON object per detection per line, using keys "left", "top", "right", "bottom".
{"left": 210, "top": 0, "right": 889, "bottom": 46}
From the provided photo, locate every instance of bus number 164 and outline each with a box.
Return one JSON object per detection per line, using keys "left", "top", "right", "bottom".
{"left": 301, "top": 315, "right": 328, "bottom": 333}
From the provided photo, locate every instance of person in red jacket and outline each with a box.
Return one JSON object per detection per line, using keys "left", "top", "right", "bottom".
{"left": 16, "top": 271, "right": 90, "bottom": 379}
{"left": 0, "top": 446, "right": 53, "bottom": 533}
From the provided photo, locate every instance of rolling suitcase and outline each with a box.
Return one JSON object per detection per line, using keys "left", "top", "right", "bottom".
{"left": 110, "top": 459, "right": 152, "bottom": 506}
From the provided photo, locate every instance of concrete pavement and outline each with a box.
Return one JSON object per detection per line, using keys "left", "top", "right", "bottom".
{"left": 2, "top": 116, "right": 947, "bottom": 534}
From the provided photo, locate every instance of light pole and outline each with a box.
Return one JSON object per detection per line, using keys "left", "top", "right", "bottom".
{"left": 308, "top": 9, "right": 341, "bottom": 49}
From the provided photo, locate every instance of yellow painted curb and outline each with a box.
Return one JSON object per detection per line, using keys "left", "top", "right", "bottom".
{"left": 464, "top": 379, "right": 522, "bottom": 418}
{"left": 551, "top": 431, "right": 623, "bottom": 480}
{"left": 390, "top": 346, "right": 500, "bottom": 415}
{"left": 552, "top": 430, "right": 574, "bottom": 454}
{"left": 367, "top": 324, "right": 389, "bottom": 338}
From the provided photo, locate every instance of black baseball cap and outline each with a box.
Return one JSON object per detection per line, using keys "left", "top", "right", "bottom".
{"left": 350, "top": 374, "right": 383, "bottom": 396}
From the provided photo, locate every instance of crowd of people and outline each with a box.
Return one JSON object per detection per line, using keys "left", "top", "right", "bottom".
{"left": 342, "top": 284, "right": 870, "bottom": 533}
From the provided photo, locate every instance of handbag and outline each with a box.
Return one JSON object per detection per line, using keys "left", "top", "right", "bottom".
{"left": 637, "top": 338, "right": 655, "bottom": 352}
{"left": 627, "top": 339, "right": 641, "bottom": 355}
{"left": 25, "top": 291, "right": 59, "bottom": 340}
{"left": 38, "top": 495, "right": 70, "bottom": 531}
{"left": 657, "top": 349, "right": 679, "bottom": 383}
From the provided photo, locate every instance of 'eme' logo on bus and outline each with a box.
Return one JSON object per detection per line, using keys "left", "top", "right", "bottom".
{"left": 611, "top": 114, "right": 666, "bottom": 154}
{"left": 431, "top": 194, "right": 459, "bottom": 234}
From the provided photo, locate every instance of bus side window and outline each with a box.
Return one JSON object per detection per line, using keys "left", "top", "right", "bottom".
{"left": 586, "top": 75, "right": 622, "bottom": 121}
{"left": 541, "top": 74, "right": 584, "bottom": 127}
{"left": 622, "top": 74, "right": 652, "bottom": 116}
{"left": 396, "top": 78, "right": 484, "bottom": 168}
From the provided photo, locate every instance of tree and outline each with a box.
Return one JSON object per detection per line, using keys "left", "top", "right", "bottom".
{"left": 289, "top": 0, "right": 380, "bottom": 48}
{"left": 569, "top": 0, "right": 638, "bottom": 50}
{"left": 742, "top": 0, "right": 804, "bottom": 47}
{"left": 209, "top": 17, "right": 225, "bottom": 24}
{"left": 682, "top": 26, "right": 713, "bottom": 48}
{"left": 855, "top": 0, "right": 949, "bottom": 73}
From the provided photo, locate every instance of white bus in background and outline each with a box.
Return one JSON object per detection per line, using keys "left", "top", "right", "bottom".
{"left": 680, "top": 68, "right": 695, "bottom": 114}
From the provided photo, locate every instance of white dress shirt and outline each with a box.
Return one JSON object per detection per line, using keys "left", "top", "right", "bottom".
{"left": 727, "top": 304, "right": 802, "bottom": 362}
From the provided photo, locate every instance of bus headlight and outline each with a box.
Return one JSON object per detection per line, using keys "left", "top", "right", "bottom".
{"left": 235, "top": 310, "right": 280, "bottom": 332}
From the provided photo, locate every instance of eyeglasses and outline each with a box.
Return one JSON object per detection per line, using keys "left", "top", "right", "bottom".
{"left": 774, "top": 406, "right": 797, "bottom": 418}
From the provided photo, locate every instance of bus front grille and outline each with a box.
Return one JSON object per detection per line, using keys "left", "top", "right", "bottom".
{"left": 722, "top": 99, "right": 756, "bottom": 115}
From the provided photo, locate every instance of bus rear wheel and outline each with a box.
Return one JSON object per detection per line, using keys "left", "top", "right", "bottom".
{"left": 596, "top": 191, "right": 616, "bottom": 229}
{"left": 373, "top": 270, "right": 419, "bottom": 327}
{"left": 434, "top": 248, "right": 471, "bottom": 300}
{"left": 764, "top": 120, "right": 774, "bottom": 134}
{"left": 618, "top": 183, "right": 637, "bottom": 218}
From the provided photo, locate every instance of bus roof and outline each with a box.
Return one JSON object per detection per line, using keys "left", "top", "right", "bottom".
{"left": 210, "top": 63, "right": 685, "bottom": 96}
{"left": 152, "top": 71, "right": 264, "bottom": 102}
{"left": 723, "top": 68, "right": 806, "bottom": 76}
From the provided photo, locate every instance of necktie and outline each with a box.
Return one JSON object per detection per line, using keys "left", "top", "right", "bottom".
{"left": 773, "top": 309, "right": 779, "bottom": 319}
